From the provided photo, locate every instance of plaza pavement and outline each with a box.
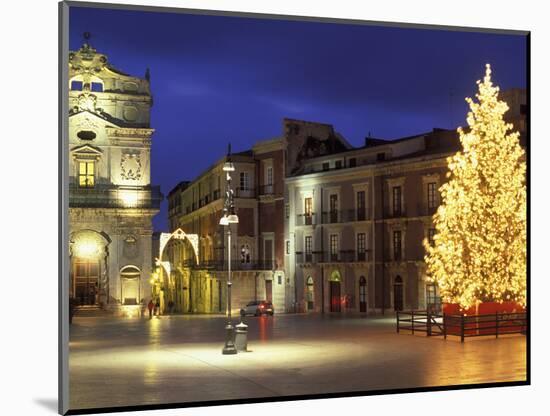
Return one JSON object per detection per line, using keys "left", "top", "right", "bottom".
{"left": 69, "top": 313, "right": 527, "bottom": 411}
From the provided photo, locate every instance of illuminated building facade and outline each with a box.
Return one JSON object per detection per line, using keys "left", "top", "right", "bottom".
{"left": 166, "top": 138, "right": 289, "bottom": 314}
{"left": 68, "top": 40, "right": 161, "bottom": 314}
{"left": 166, "top": 90, "right": 526, "bottom": 316}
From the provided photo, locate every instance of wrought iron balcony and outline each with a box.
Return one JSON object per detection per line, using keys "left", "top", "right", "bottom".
{"left": 193, "top": 259, "right": 275, "bottom": 271}
{"left": 417, "top": 203, "right": 438, "bottom": 217}
{"left": 314, "top": 250, "right": 372, "bottom": 263}
{"left": 318, "top": 209, "right": 369, "bottom": 224}
{"left": 234, "top": 188, "right": 256, "bottom": 198}
{"left": 296, "top": 213, "right": 316, "bottom": 226}
{"left": 69, "top": 184, "right": 162, "bottom": 209}
{"left": 258, "top": 184, "right": 275, "bottom": 196}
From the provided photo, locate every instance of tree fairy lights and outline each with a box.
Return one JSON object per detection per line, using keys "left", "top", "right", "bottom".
{"left": 424, "top": 64, "right": 526, "bottom": 310}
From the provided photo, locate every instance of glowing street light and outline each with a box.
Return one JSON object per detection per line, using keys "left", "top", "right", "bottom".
{"left": 220, "top": 144, "right": 238, "bottom": 355}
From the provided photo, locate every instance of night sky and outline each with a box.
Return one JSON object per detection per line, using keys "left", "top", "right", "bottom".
{"left": 69, "top": 6, "right": 527, "bottom": 232}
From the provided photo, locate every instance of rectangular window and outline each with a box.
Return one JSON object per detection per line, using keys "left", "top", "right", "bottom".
{"left": 278, "top": 275, "right": 282, "bottom": 285}
{"left": 78, "top": 161, "right": 95, "bottom": 188}
{"left": 428, "top": 228, "right": 436, "bottom": 246}
{"left": 285, "top": 240, "right": 290, "bottom": 255}
{"left": 91, "top": 82, "right": 103, "bottom": 92}
{"left": 349, "top": 158, "right": 357, "bottom": 168}
{"left": 392, "top": 186, "right": 402, "bottom": 216}
{"left": 427, "top": 182, "right": 437, "bottom": 209}
{"left": 377, "top": 152, "right": 386, "bottom": 161}
{"left": 240, "top": 172, "right": 249, "bottom": 190}
{"left": 322, "top": 162, "right": 330, "bottom": 171}
{"left": 357, "top": 233, "right": 366, "bottom": 261}
{"left": 267, "top": 166, "right": 273, "bottom": 185}
{"left": 393, "top": 230, "right": 402, "bottom": 261}
{"left": 356, "top": 191, "right": 366, "bottom": 221}
{"left": 305, "top": 236, "right": 312, "bottom": 262}
{"left": 329, "top": 194, "right": 338, "bottom": 223}
{"left": 70, "top": 80, "right": 83, "bottom": 91}
{"left": 330, "top": 234, "right": 339, "bottom": 261}
{"left": 335, "top": 160, "right": 343, "bottom": 169}
{"left": 304, "top": 197, "right": 313, "bottom": 225}
{"left": 285, "top": 203, "right": 290, "bottom": 219}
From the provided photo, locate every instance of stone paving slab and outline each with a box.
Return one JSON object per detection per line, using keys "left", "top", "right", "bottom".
{"left": 69, "top": 314, "right": 527, "bottom": 411}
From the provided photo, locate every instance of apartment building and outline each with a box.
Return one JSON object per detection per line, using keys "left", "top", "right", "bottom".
{"left": 164, "top": 88, "right": 526, "bottom": 315}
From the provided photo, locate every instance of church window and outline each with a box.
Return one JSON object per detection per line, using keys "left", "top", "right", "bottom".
{"left": 71, "top": 80, "right": 83, "bottom": 91}
{"left": 78, "top": 161, "right": 95, "bottom": 188}
{"left": 91, "top": 82, "right": 103, "bottom": 92}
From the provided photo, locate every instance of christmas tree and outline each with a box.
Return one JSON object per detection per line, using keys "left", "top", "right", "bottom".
{"left": 424, "top": 64, "right": 526, "bottom": 310}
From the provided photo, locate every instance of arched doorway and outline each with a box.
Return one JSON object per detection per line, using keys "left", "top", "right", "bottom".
{"left": 306, "top": 276, "right": 314, "bottom": 311}
{"left": 329, "top": 270, "right": 342, "bottom": 312}
{"left": 158, "top": 229, "right": 199, "bottom": 314}
{"left": 393, "top": 275, "right": 404, "bottom": 311}
{"left": 69, "top": 229, "right": 110, "bottom": 306}
{"left": 120, "top": 265, "right": 141, "bottom": 305}
{"left": 359, "top": 276, "right": 367, "bottom": 312}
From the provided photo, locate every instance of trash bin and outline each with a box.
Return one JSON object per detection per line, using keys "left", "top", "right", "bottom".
{"left": 234, "top": 322, "right": 248, "bottom": 352}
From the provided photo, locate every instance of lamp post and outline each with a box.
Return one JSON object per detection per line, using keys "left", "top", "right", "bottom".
{"left": 220, "top": 144, "right": 239, "bottom": 355}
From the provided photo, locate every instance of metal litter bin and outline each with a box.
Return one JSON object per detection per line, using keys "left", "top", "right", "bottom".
{"left": 234, "top": 322, "right": 248, "bottom": 352}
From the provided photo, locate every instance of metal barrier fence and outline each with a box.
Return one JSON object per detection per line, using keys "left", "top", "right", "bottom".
{"left": 396, "top": 310, "right": 527, "bottom": 342}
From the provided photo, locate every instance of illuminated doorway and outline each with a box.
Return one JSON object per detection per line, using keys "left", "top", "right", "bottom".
{"left": 73, "top": 258, "right": 99, "bottom": 305}
{"left": 306, "top": 276, "right": 314, "bottom": 310}
{"left": 329, "top": 270, "right": 342, "bottom": 312}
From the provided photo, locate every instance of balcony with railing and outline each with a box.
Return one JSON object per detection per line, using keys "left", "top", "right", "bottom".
{"left": 69, "top": 184, "right": 163, "bottom": 209}
{"left": 296, "top": 213, "right": 316, "bottom": 226}
{"left": 194, "top": 259, "right": 275, "bottom": 271}
{"left": 258, "top": 184, "right": 275, "bottom": 196}
{"left": 310, "top": 250, "right": 372, "bottom": 263}
{"left": 386, "top": 206, "right": 407, "bottom": 219}
{"left": 319, "top": 209, "right": 367, "bottom": 224}
{"left": 417, "top": 203, "right": 438, "bottom": 217}
{"left": 235, "top": 188, "right": 256, "bottom": 198}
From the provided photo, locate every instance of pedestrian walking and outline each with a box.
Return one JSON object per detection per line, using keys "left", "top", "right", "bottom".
{"left": 147, "top": 299, "right": 154, "bottom": 319}
{"left": 155, "top": 299, "right": 161, "bottom": 316}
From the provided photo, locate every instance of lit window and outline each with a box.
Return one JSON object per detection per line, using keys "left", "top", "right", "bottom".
{"left": 240, "top": 245, "right": 250, "bottom": 263}
{"left": 78, "top": 161, "right": 95, "bottom": 188}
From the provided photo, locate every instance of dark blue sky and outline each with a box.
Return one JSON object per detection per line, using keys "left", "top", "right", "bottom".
{"left": 69, "top": 6, "right": 527, "bottom": 232}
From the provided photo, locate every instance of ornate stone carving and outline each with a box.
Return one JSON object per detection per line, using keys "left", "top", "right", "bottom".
{"left": 120, "top": 152, "right": 142, "bottom": 181}
{"left": 123, "top": 234, "right": 138, "bottom": 259}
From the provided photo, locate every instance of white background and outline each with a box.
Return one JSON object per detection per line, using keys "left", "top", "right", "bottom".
{"left": 1, "top": 0, "right": 547, "bottom": 415}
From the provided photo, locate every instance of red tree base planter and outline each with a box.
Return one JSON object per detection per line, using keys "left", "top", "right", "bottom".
{"left": 442, "top": 302, "right": 526, "bottom": 337}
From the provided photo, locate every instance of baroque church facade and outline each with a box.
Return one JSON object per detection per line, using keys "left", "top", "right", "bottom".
{"left": 68, "top": 41, "right": 161, "bottom": 314}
